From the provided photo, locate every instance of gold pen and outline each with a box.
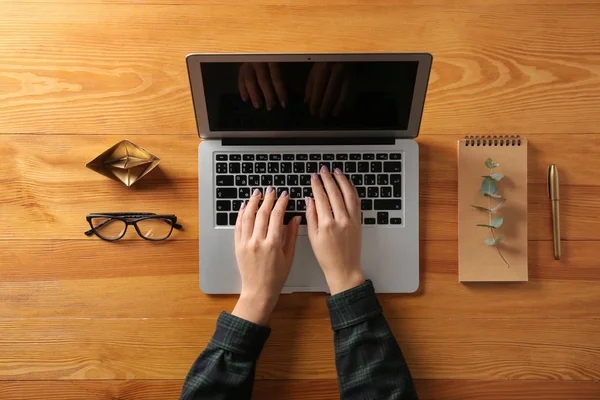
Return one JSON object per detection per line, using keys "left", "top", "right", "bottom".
{"left": 547, "top": 165, "right": 561, "bottom": 260}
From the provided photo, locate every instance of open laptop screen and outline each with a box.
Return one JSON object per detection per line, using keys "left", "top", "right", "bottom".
{"left": 200, "top": 61, "right": 419, "bottom": 132}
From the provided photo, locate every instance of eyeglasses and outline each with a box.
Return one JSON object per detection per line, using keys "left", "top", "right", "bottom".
{"left": 85, "top": 213, "right": 183, "bottom": 241}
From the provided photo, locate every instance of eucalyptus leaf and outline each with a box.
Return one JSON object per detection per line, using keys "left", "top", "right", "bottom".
{"left": 482, "top": 174, "right": 504, "bottom": 182}
{"left": 471, "top": 205, "right": 491, "bottom": 212}
{"left": 484, "top": 235, "right": 504, "bottom": 246}
{"left": 485, "top": 158, "right": 500, "bottom": 169}
{"left": 480, "top": 179, "right": 498, "bottom": 195}
{"left": 484, "top": 192, "right": 503, "bottom": 199}
{"left": 491, "top": 199, "right": 505, "bottom": 211}
{"left": 476, "top": 224, "right": 496, "bottom": 229}
{"left": 491, "top": 216, "right": 504, "bottom": 228}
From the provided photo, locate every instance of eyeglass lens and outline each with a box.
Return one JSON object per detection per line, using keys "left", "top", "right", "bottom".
{"left": 90, "top": 217, "right": 127, "bottom": 240}
{"left": 136, "top": 218, "right": 174, "bottom": 240}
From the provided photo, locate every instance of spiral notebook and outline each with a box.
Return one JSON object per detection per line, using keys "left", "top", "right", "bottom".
{"left": 458, "top": 136, "right": 528, "bottom": 282}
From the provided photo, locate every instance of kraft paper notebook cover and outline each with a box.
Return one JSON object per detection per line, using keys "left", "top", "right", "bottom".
{"left": 458, "top": 136, "right": 528, "bottom": 282}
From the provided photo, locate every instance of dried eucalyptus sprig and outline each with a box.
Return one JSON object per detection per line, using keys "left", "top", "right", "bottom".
{"left": 471, "top": 158, "right": 510, "bottom": 267}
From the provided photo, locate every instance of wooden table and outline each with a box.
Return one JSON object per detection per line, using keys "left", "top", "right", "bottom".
{"left": 1, "top": 1, "right": 599, "bottom": 399}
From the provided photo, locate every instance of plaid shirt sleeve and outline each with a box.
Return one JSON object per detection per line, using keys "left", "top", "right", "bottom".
{"left": 327, "top": 280, "right": 419, "bottom": 400}
{"left": 179, "top": 311, "right": 271, "bottom": 400}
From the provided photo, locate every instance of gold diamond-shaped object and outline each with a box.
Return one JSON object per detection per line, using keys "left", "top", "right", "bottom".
{"left": 86, "top": 140, "right": 160, "bottom": 186}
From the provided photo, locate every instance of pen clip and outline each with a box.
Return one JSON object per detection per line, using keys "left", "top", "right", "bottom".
{"left": 547, "top": 164, "right": 560, "bottom": 201}
{"left": 547, "top": 165, "right": 551, "bottom": 199}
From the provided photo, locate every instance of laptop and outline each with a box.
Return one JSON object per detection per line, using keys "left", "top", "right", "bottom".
{"left": 186, "top": 53, "right": 432, "bottom": 294}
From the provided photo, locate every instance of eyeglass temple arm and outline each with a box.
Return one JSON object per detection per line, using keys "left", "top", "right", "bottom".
{"left": 170, "top": 221, "right": 183, "bottom": 230}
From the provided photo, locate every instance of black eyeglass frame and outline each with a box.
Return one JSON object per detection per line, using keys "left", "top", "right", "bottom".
{"left": 85, "top": 212, "right": 183, "bottom": 241}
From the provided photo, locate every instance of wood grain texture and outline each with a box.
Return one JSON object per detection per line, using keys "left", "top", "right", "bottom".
{"left": 2, "top": 0, "right": 600, "bottom": 398}
{"left": 414, "top": 380, "right": 600, "bottom": 400}
{"left": 1, "top": 2, "right": 600, "bottom": 135}
{"left": 0, "top": 380, "right": 185, "bottom": 400}
{"left": 1, "top": 380, "right": 598, "bottom": 400}
{"left": 1, "top": 318, "right": 598, "bottom": 380}
{"left": 1, "top": 240, "right": 599, "bottom": 320}
{"left": 3, "top": 134, "right": 600, "bottom": 241}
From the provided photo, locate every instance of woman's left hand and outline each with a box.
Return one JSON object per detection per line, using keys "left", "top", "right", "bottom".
{"left": 232, "top": 187, "right": 301, "bottom": 325}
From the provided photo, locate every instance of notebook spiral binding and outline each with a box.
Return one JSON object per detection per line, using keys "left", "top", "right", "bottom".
{"left": 464, "top": 135, "right": 521, "bottom": 147}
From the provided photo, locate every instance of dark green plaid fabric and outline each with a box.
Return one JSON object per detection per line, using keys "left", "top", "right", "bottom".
{"left": 326, "top": 280, "right": 419, "bottom": 400}
{"left": 179, "top": 312, "right": 270, "bottom": 400}
{"left": 180, "top": 280, "right": 418, "bottom": 399}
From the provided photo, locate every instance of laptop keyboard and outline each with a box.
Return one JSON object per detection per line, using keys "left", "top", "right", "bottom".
{"left": 214, "top": 152, "right": 403, "bottom": 227}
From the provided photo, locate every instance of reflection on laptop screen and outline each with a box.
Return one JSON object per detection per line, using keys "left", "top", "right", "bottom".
{"left": 200, "top": 61, "right": 418, "bottom": 131}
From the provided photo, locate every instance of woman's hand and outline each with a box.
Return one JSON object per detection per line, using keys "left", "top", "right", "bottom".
{"left": 232, "top": 187, "right": 301, "bottom": 325}
{"left": 305, "top": 166, "right": 365, "bottom": 295}
{"left": 238, "top": 62, "right": 288, "bottom": 110}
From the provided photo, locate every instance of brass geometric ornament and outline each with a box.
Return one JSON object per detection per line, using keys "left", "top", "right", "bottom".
{"left": 86, "top": 139, "right": 160, "bottom": 186}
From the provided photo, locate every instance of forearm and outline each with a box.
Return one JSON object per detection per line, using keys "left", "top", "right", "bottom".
{"left": 180, "top": 312, "right": 270, "bottom": 400}
{"left": 327, "top": 280, "right": 419, "bottom": 400}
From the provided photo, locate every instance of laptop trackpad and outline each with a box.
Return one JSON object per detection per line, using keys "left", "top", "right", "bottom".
{"left": 283, "top": 236, "right": 328, "bottom": 292}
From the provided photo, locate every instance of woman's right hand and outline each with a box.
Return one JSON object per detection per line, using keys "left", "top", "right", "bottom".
{"left": 305, "top": 166, "right": 365, "bottom": 295}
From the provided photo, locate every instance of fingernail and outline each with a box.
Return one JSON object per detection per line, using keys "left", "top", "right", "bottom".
{"left": 253, "top": 102, "right": 260, "bottom": 109}
{"left": 266, "top": 103, "right": 272, "bottom": 111}
{"left": 305, "top": 197, "right": 311, "bottom": 206}
{"left": 334, "top": 168, "right": 342, "bottom": 175}
{"left": 281, "top": 190, "right": 288, "bottom": 197}
{"left": 320, "top": 165, "right": 329, "bottom": 173}
{"left": 241, "top": 95, "right": 248, "bottom": 102}
{"left": 311, "top": 173, "right": 319, "bottom": 180}
{"left": 294, "top": 216, "right": 302, "bottom": 224}
{"left": 253, "top": 189, "right": 261, "bottom": 196}
{"left": 240, "top": 201, "right": 247, "bottom": 210}
{"left": 266, "top": 186, "right": 274, "bottom": 193}
{"left": 281, "top": 101, "right": 286, "bottom": 109}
